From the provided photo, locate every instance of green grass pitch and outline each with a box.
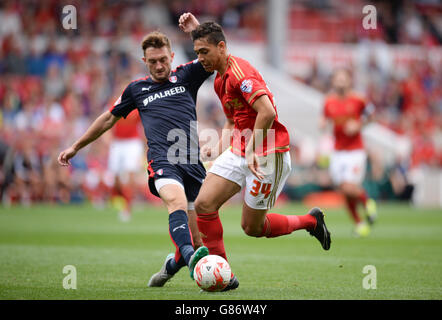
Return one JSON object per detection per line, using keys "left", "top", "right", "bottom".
{"left": 0, "top": 202, "right": 441, "bottom": 300}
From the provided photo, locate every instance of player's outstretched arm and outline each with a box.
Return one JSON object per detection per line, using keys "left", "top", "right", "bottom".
{"left": 58, "top": 111, "right": 120, "bottom": 166}
{"left": 178, "top": 12, "right": 200, "bottom": 33}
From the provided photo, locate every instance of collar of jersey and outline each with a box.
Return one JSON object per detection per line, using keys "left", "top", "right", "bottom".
{"left": 220, "top": 54, "right": 233, "bottom": 80}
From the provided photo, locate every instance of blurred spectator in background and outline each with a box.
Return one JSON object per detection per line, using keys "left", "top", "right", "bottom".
{"left": 107, "top": 106, "right": 144, "bottom": 222}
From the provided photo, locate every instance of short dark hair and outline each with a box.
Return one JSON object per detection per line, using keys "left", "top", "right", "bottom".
{"left": 191, "top": 22, "right": 226, "bottom": 45}
{"left": 141, "top": 31, "right": 171, "bottom": 55}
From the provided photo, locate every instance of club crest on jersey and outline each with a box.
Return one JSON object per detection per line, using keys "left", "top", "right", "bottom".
{"left": 240, "top": 79, "right": 253, "bottom": 93}
{"left": 156, "top": 169, "right": 163, "bottom": 176}
{"left": 169, "top": 76, "right": 177, "bottom": 83}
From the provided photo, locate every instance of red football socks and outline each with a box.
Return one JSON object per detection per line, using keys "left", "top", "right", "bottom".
{"left": 346, "top": 197, "right": 361, "bottom": 223}
{"left": 260, "top": 213, "right": 317, "bottom": 238}
{"left": 111, "top": 185, "right": 133, "bottom": 212}
{"left": 196, "top": 211, "right": 228, "bottom": 261}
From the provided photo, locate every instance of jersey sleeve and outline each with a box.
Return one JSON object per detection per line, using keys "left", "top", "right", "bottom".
{"left": 109, "top": 83, "right": 136, "bottom": 118}
{"left": 234, "top": 75, "right": 268, "bottom": 107}
{"left": 182, "top": 59, "right": 213, "bottom": 87}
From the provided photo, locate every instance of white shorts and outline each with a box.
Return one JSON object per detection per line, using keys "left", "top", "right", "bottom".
{"left": 108, "top": 138, "right": 144, "bottom": 174}
{"left": 209, "top": 148, "right": 291, "bottom": 210}
{"left": 329, "top": 149, "right": 367, "bottom": 186}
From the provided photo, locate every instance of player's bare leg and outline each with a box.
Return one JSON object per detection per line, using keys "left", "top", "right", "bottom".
{"left": 240, "top": 203, "right": 267, "bottom": 237}
{"left": 195, "top": 172, "right": 242, "bottom": 213}
{"left": 158, "top": 183, "right": 188, "bottom": 213}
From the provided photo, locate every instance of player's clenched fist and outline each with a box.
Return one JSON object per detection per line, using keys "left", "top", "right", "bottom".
{"left": 178, "top": 12, "right": 200, "bottom": 33}
{"left": 57, "top": 147, "right": 77, "bottom": 166}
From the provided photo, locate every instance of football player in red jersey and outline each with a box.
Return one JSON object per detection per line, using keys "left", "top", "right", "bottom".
{"left": 179, "top": 13, "right": 331, "bottom": 291}
{"left": 107, "top": 100, "right": 144, "bottom": 222}
{"left": 320, "top": 68, "right": 377, "bottom": 237}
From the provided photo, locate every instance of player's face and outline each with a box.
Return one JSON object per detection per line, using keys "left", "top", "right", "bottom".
{"left": 143, "top": 47, "right": 174, "bottom": 82}
{"left": 193, "top": 37, "right": 225, "bottom": 73}
{"left": 332, "top": 70, "right": 352, "bottom": 93}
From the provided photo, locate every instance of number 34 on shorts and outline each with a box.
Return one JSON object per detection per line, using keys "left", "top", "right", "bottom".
{"left": 250, "top": 180, "right": 272, "bottom": 198}
{"left": 243, "top": 152, "right": 292, "bottom": 210}
{"left": 245, "top": 175, "right": 282, "bottom": 210}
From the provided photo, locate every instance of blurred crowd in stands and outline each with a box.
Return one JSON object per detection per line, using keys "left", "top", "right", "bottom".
{"left": 0, "top": 0, "right": 440, "bottom": 206}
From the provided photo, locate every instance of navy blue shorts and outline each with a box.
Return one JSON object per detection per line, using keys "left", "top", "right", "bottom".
{"left": 147, "top": 160, "right": 205, "bottom": 202}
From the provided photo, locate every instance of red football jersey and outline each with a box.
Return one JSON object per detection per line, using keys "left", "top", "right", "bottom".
{"left": 214, "top": 55, "right": 290, "bottom": 156}
{"left": 323, "top": 92, "right": 366, "bottom": 150}
{"left": 112, "top": 109, "right": 141, "bottom": 139}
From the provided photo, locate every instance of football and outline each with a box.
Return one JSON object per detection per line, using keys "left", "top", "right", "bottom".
{"left": 194, "top": 255, "right": 231, "bottom": 292}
